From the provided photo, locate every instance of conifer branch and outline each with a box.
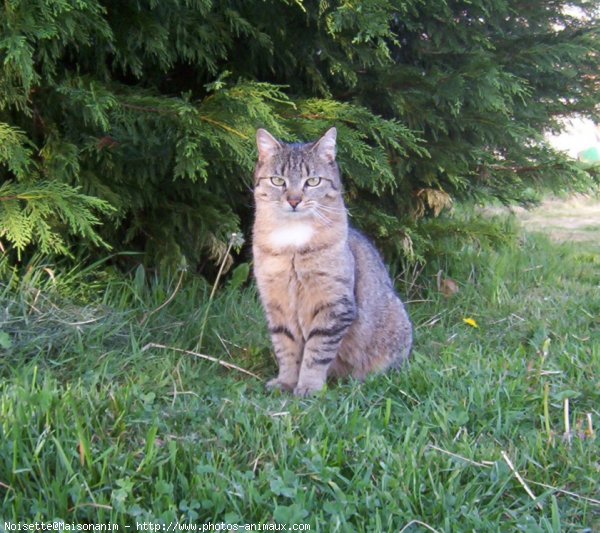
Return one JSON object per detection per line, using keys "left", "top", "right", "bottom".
{"left": 0, "top": 0, "right": 596, "bottom": 269}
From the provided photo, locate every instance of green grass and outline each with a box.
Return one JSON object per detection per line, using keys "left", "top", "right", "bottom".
{"left": 1, "top": 215, "right": 599, "bottom": 531}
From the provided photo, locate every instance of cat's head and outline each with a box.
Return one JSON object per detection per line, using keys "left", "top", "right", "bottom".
{"left": 253, "top": 128, "right": 344, "bottom": 220}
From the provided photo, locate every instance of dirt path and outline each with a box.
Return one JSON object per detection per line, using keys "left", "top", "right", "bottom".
{"left": 509, "top": 195, "right": 600, "bottom": 252}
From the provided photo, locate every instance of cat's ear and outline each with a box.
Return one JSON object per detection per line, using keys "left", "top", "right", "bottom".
{"left": 256, "top": 129, "right": 281, "bottom": 160}
{"left": 312, "top": 127, "right": 337, "bottom": 162}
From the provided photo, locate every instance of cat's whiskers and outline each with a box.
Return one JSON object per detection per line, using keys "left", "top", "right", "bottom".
{"left": 314, "top": 204, "right": 346, "bottom": 214}
{"left": 310, "top": 206, "right": 334, "bottom": 227}
{"left": 304, "top": 200, "right": 332, "bottom": 226}
{"left": 305, "top": 202, "right": 346, "bottom": 226}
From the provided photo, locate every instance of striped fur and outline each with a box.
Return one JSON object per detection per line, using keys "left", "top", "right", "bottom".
{"left": 253, "top": 127, "right": 413, "bottom": 397}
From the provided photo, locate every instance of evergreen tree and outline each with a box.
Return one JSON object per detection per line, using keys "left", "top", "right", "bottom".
{"left": 1, "top": 0, "right": 598, "bottom": 272}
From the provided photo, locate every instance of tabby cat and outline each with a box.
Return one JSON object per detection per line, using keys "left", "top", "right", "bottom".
{"left": 253, "top": 127, "right": 412, "bottom": 397}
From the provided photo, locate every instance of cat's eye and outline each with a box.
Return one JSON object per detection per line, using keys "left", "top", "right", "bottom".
{"left": 305, "top": 177, "right": 322, "bottom": 187}
{"left": 270, "top": 176, "right": 286, "bottom": 187}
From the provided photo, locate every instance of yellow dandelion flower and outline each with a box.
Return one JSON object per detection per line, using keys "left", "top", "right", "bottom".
{"left": 463, "top": 317, "right": 479, "bottom": 328}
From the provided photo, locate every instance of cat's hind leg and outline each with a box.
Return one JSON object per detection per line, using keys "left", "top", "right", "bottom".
{"left": 294, "top": 295, "right": 356, "bottom": 396}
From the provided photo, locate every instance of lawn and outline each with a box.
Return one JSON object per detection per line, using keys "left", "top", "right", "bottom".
{"left": 490, "top": 195, "right": 600, "bottom": 254}
{"left": 1, "top": 208, "right": 599, "bottom": 531}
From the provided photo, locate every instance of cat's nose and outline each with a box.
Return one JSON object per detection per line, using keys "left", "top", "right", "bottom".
{"left": 287, "top": 198, "right": 301, "bottom": 209}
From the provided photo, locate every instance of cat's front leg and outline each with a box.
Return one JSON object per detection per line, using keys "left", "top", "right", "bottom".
{"left": 265, "top": 307, "right": 304, "bottom": 392}
{"left": 253, "top": 250, "right": 304, "bottom": 392}
{"left": 294, "top": 296, "right": 356, "bottom": 397}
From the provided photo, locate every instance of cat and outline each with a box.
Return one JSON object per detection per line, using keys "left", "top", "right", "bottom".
{"left": 252, "top": 127, "right": 412, "bottom": 397}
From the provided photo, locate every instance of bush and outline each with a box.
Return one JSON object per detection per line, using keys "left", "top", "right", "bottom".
{"left": 1, "top": 0, "right": 598, "bottom": 272}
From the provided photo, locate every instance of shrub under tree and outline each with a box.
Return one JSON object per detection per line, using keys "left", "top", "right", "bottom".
{"left": 1, "top": 0, "right": 598, "bottom": 273}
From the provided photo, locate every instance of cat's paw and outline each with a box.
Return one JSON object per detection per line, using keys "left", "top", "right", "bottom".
{"left": 266, "top": 378, "right": 295, "bottom": 393}
{"left": 293, "top": 384, "right": 323, "bottom": 397}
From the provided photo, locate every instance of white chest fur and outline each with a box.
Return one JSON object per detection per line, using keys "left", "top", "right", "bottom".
{"left": 269, "top": 221, "right": 314, "bottom": 249}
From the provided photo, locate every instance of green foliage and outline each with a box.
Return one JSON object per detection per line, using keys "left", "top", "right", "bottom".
{"left": 0, "top": 179, "right": 112, "bottom": 257}
{"left": 0, "top": 0, "right": 598, "bottom": 270}
{"left": 0, "top": 121, "right": 113, "bottom": 260}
